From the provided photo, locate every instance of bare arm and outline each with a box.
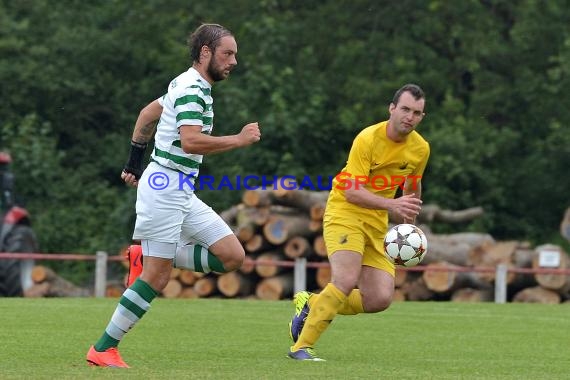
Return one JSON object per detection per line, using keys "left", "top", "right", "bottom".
{"left": 402, "top": 178, "right": 422, "bottom": 224}
{"left": 179, "top": 122, "right": 261, "bottom": 155}
{"left": 344, "top": 179, "right": 422, "bottom": 223}
{"left": 132, "top": 99, "right": 163, "bottom": 144}
{"left": 121, "top": 99, "right": 163, "bottom": 186}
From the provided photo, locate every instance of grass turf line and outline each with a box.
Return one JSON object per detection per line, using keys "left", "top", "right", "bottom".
{"left": 0, "top": 298, "right": 568, "bottom": 379}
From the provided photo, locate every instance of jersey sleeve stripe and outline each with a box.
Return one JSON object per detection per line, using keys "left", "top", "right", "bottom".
{"left": 154, "top": 146, "right": 201, "bottom": 168}
{"left": 174, "top": 94, "right": 205, "bottom": 109}
{"left": 176, "top": 111, "right": 203, "bottom": 123}
{"left": 190, "top": 84, "right": 211, "bottom": 96}
{"left": 176, "top": 112, "right": 213, "bottom": 126}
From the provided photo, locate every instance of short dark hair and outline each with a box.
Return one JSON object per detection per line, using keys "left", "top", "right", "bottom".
{"left": 188, "top": 23, "right": 233, "bottom": 62}
{"left": 392, "top": 84, "right": 425, "bottom": 105}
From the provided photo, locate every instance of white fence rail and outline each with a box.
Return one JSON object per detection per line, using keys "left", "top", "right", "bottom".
{"left": 1, "top": 252, "right": 570, "bottom": 303}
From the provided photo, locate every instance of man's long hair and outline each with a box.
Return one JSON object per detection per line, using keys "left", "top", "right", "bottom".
{"left": 188, "top": 23, "right": 233, "bottom": 63}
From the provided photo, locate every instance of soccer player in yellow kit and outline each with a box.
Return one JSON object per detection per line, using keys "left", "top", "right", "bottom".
{"left": 288, "top": 84, "right": 430, "bottom": 361}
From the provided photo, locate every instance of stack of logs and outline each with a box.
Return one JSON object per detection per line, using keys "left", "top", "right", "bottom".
{"left": 120, "top": 181, "right": 570, "bottom": 304}
{"left": 24, "top": 265, "right": 91, "bottom": 297}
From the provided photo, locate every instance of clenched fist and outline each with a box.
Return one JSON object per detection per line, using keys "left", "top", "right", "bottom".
{"left": 237, "top": 122, "right": 261, "bottom": 146}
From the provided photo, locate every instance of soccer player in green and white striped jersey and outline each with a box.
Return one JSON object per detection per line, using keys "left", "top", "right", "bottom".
{"left": 86, "top": 23, "right": 261, "bottom": 368}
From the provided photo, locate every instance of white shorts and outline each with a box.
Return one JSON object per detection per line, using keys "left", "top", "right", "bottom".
{"left": 132, "top": 162, "right": 233, "bottom": 259}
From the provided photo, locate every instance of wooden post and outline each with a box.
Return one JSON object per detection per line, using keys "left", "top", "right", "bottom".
{"left": 95, "top": 251, "right": 107, "bottom": 298}
{"left": 494, "top": 264, "right": 507, "bottom": 304}
{"left": 294, "top": 258, "right": 307, "bottom": 293}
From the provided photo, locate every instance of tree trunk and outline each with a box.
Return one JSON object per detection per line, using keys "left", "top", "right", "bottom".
{"left": 178, "top": 270, "right": 199, "bottom": 286}
{"left": 512, "top": 247, "right": 535, "bottom": 268}
{"left": 309, "top": 220, "right": 323, "bottom": 233}
{"left": 236, "top": 206, "right": 271, "bottom": 239}
{"left": 422, "top": 233, "right": 495, "bottom": 266}
{"left": 470, "top": 242, "right": 520, "bottom": 283}
{"left": 219, "top": 204, "right": 242, "bottom": 225}
{"left": 418, "top": 204, "right": 484, "bottom": 223}
{"left": 242, "top": 189, "right": 274, "bottom": 207}
{"left": 161, "top": 279, "right": 182, "bottom": 298}
{"left": 422, "top": 262, "right": 492, "bottom": 295}
{"left": 240, "top": 255, "right": 258, "bottom": 275}
{"left": 271, "top": 180, "right": 329, "bottom": 212}
{"left": 262, "top": 214, "right": 313, "bottom": 245}
{"left": 255, "top": 274, "right": 294, "bottom": 300}
{"left": 315, "top": 265, "right": 331, "bottom": 289}
{"left": 255, "top": 251, "right": 289, "bottom": 278}
{"left": 193, "top": 276, "right": 218, "bottom": 297}
{"left": 235, "top": 207, "right": 263, "bottom": 243}
{"left": 392, "top": 288, "right": 406, "bottom": 302}
{"left": 244, "top": 234, "right": 273, "bottom": 253}
{"left": 512, "top": 286, "right": 561, "bottom": 304}
{"left": 31, "top": 265, "right": 58, "bottom": 283}
{"left": 532, "top": 244, "right": 570, "bottom": 292}
{"left": 105, "top": 281, "right": 125, "bottom": 298}
{"left": 310, "top": 202, "right": 327, "bottom": 221}
{"left": 505, "top": 247, "right": 537, "bottom": 291}
{"left": 451, "top": 288, "right": 494, "bottom": 302}
{"left": 468, "top": 241, "right": 519, "bottom": 267}
{"left": 29, "top": 265, "right": 90, "bottom": 297}
{"left": 179, "top": 287, "right": 198, "bottom": 299}
{"left": 284, "top": 236, "right": 313, "bottom": 259}
{"left": 23, "top": 282, "right": 50, "bottom": 298}
{"left": 400, "top": 277, "right": 435, "bottom": 301}
{"left": 217, "top": 271, "right": 254, "bottom": 297}
{"left": 170, "top": 267, "right": 181, "bottom": 279}
{"left": 394, "top": 268, "right": 409, "bottom": 288}
{"left": 313, "top": 235, "right": 328, "bottom": 257}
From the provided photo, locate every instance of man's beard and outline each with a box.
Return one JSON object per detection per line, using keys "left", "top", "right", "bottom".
{"left": 207, "top": 58, "right": 228, "bottom": 82}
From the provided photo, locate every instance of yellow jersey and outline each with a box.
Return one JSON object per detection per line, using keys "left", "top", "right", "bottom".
{"left": 325, "top": 120, "right": 430, "bottom": 233}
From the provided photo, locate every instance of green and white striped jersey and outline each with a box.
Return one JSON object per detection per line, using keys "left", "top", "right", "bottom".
{"left": 152, "top": 67, "right": 213, "bottom": 176}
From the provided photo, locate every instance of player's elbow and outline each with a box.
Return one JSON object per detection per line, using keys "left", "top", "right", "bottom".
{"left": 181, "top": 141, "right": 208, "bottom": 155}
{"left": 139, "top": 103, "right": 161, "bottom": 123}
{"left": 181, "top": 141, "right": 194, "bottom": 154}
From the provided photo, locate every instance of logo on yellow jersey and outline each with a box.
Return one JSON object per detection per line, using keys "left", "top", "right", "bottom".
{"left": 339, "top": 235, "right": 348, "bottom": 244}
{"left": 399, "top": 161, "right": 409, "bottom": 170}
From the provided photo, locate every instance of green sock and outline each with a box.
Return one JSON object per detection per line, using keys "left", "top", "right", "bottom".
{"left": 94, "top": 278, "right": 158, "bottom": 351}
{"left": 174, "top": 244, "right": 226, "bottom": 273}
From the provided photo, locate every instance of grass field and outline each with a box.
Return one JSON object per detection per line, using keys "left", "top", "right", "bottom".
{"left": 0, "top": 298, "right": 568, "bottom": 379}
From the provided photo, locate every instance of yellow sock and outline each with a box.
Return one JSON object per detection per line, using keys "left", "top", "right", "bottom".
{"left": 310, "top": 289, "right": 364, "bottom": 315}
{"left": 293, "top": 283, "right": 346, "bottom": 351}
{"left": 308, "top": 293, "right": 319, "bottom": 308}
{"left": 337, "top": 289, "right": 364, "bottom": 315}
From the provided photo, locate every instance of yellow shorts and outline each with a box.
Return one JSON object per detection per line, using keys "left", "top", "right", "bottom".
{"left": 323, "top": 217, "right": 395, "bottom": 277}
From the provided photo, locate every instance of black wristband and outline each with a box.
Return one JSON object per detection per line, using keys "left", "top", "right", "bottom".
{"left": 123, "top": 140, "right": 147, "bottom": 180}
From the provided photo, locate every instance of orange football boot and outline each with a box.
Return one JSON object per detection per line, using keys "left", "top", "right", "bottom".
{"left": 86, "top": 345, "right": 130, "bottom": 368}
{"left": 125, "top": 244, "right": 143, "bottom": 287}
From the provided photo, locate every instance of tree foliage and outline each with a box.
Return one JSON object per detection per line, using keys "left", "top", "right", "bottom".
{"left": 1, "top": 0, "right": 569, "bottom": 267}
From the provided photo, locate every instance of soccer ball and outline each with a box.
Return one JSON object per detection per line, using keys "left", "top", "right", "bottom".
{"left": 383, "top": 224, "right": 428, "bottom": 267}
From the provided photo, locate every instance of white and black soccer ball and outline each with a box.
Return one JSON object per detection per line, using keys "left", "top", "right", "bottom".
{"left": 383, "top": 224, "right": 428, "bottom": 267}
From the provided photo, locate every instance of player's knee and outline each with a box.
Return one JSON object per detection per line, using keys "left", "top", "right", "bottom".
{"left": 221, "top": 245, "right": 245, "bottom": 272}
{"left": 363, "top": 292, "right": 393, "bottom": 313}
{"left": 369, "top": 298, "right": 392, "bottom": 313}
{"left": 332, "top": 278, "right": 359, "bottom": 295}
{"left": 140, "top": 269, "right": 171, "bottom": 292}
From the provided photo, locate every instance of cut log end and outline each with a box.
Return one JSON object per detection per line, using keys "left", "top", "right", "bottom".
{"left": 284, "top": 236, "right": 312, "bottom": 259}
{"left": 217, "top": 271, "right": 254, "bottom": 298}
{"left": 255, "top": 275, "right": 294, "bottom": 300}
